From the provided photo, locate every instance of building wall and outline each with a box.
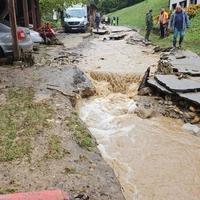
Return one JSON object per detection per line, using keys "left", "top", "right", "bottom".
{"left": 170, "top": 0, "right": 200, "bottom": 9}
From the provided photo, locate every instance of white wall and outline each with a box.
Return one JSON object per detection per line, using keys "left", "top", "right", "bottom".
{"left": 170, "top": 0, "right": 200, "bottom": 10}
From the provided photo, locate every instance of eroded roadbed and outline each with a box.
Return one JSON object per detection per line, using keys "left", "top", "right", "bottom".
{"left": 0, "top": 34, "right": 125, "bottom": 200}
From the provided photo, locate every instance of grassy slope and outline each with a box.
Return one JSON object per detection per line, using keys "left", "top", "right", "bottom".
{"left": 110, "top": 0, "right": 169, "bottom": 28}
{"left": 110, "top": 0, "right": 200, "bottom": 55}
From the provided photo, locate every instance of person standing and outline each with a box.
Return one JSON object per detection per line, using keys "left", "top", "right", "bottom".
{"left": 117, "top": 16, "right": 119, "bottom": 26}
{"left": 145, "top": 9, "right": 153, "bottom": 41}
{"left": 159, "top": 8, "right": 169, "bottom": 38}
{"left": 113, "top": 16, "right": 116, "bottom": 26}
{"left": 95, "top": 12, "right": 101, "bottom": 32}
{"left": 108, "top": 16, "right": 111, "bottom": 25}
{"left": 169, "top": 5, "right": 189, "bottom": 48}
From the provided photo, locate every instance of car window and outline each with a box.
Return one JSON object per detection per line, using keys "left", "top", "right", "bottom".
{"left": 66, "top": 9, "right": 84, "bottom": 18}
{"left": 0, "top": 23, "right": 10, "bottom": 32}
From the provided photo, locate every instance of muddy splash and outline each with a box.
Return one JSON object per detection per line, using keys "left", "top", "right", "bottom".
{"left": 89, "top": 71, "right": 141, "bottom": 94}
{"left": 79, "top": 72, "right": 200, "bottom": 200}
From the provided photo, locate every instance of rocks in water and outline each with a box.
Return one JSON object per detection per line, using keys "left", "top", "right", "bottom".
{"left": 80, "top": 87, "right": 96, "bottom": 98}
{"left": 138, "top": 87, "right": 152, "bottom": 96}
{"left": 182, "top": 123, "right": 200, "bottom": 135}
{"left": 189, "top": 106, "right": 196, "bottom": 113}
{"left": 135, "top": 105, "right": 154, "bottom": 119}
{"left": 191, "top": 116, "right": 200, "bottom": 124}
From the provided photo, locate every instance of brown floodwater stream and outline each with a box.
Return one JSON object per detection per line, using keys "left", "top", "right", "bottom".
{"left": 77, "top": 30, "right": 200, "bottom": 199}
{"left": 79, "top": 88, "right": 200, "bottom": 200}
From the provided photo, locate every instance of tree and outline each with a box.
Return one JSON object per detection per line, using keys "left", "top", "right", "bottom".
{"left": 96, "top": 0, "right": 144, "bottom": 14}
{"left": 39, "top": 0, "right": 88, "bottom": 15}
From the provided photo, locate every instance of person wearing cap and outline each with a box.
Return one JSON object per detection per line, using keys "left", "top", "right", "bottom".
{"left": 169, "top": 5, "right": 190, "bottom": 48}
{"left": 145, "top": 9, "right": 153, "bottom": 41}
{"left": 159, "top": 8, "right": 169, "bottom": 38}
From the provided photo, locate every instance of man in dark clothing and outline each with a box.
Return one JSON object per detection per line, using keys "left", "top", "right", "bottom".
{"left": 108, "top": 17, "right": 111, "bottom": 25}
{"left": 95, "top": 12, "right": 101, "bottom": 32}
{"left": 116, "top": 16, "right": 119, "bottom": 26}
{"left": 169, "top": 5, "right": 189, "bottom": 48}
{"left": 145, "top": 9, "right": 153, "bottom": 41}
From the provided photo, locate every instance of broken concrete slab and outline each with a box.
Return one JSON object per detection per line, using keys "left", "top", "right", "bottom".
{"left": 148, "top": 76, "right": 200, "bottom": 105}
{"left": 93, "top": 29, "right": 108, "bottom": 35}
{"left": 179, "top": 92, "right": 200, "bottom": 105}
{"left": 147, "top": 78, "right": 172, "bottom": 94}
{"left": 109, "top": 33, "right": 127, "bottom": 40}
{"left": 107, "top": 26, "right": 133, "bottom": 33}
{"left": 155, "top": 74, "right": 200, "bottom": 93}
{"left": 168, "top": 50, "right": 200, "bottom": 76}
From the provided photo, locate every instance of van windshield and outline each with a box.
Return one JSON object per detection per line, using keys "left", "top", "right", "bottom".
{"left": 66, "top": 9, "right": 84, "bottom": 18}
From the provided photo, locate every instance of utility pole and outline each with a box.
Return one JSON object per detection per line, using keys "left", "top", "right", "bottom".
{"left": 23, "top": 0, "right": 29, "bottom": 27}
{"left": 9, "top": 0, "right": 20, "bottom": 60}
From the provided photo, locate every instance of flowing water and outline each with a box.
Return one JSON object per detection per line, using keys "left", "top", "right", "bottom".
{"left": 76, "top": 30, "right": 200, "bottom": 199}
{"left": 78, "top": 72, "right": 200, "bottom": 200}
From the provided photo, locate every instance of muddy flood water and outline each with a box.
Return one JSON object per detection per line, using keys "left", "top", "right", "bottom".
{"left": 79, "top": 92, "right": 200, "bottom": 200}
{"left": 77, "top": 29, "right": 200, "bottom": 200}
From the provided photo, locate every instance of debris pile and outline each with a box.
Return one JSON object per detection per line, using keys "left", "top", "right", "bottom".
{"left": 140, "top": 49, "right": 200, "bottom": 124}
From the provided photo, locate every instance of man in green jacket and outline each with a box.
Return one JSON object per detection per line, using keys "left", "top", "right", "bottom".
{"left": 145, "top": 9, "right": 153, "bottom": 41}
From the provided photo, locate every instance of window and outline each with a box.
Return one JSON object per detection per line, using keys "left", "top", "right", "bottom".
{"left": 180, "top": 0, "right": 187, "bottom": 7}
{"left": 190, "top": 0, "right": 197, "bottom": 4}
{"left": 172, "top": 3, "right": 177, "bottom": 10}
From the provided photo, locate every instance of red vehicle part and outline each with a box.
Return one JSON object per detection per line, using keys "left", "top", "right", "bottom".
{"left": 17, "top": 28, "right": 26, "bottom": 40}
{"left": 0, "top": 190, "right": 70, "bottom": 200}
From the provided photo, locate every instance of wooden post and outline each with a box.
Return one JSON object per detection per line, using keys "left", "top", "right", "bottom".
{"left": 22, "top": 0, "right": 29, "bottom": 27}
{"left": 35, "top": 0, "right": 41, "bottom": 28}
{"left": 9, "top": 0, "right": 20, "bottom": 60}
{"left": 31, "top": 0, "right": 37, "bottom": 30}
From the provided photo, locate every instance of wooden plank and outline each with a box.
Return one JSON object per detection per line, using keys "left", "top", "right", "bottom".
{"left": 22, "top": 0, "right": 29, "bottom": 27}
{"left": 9, "top": 0, "right": 20, "bottom": 60}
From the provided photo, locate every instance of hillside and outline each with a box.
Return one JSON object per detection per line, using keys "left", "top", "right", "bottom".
{"left": 110, "top": 0, "right": 200, "bottom": 55}
{"left": 109, "top": 0, "right": 169, "bottom": 29}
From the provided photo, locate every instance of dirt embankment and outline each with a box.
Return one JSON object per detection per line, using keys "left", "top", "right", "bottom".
{"left": 0, "top": 34, "right": 125, "bottom": 200}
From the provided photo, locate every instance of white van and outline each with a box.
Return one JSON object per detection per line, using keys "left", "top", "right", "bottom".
{"left": 64, "top": 4, "right": 88, "bottom": 33}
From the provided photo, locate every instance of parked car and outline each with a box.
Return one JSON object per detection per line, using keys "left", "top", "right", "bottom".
{"left": 30, "top": 30, "right": 44, "bottom": 45}
{"left": 0, "top": 23, "right": 33, "bottom": 58}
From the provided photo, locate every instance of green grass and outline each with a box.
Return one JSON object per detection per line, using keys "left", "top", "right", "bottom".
{"left": 44, "top": 135, "right": 70, "bottom": 160}
{"left": 151, "top": 10, "right": 200, "bottom": 55}
{"left": 110, "top": 0, "right": 200, "bottom": 55}
{"left": 65, "top": 112, "right": 95, "bottom": 151}
{"left": 109, "top": 0, "right": 169, "bottom": 29}
{"left": 0, "top": 187, "right": 17, "bottom": 194}
{"left": 0, "top": 88, "right": 53, "bottom": 162}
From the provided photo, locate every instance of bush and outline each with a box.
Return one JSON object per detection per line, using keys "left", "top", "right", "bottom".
{"left": 186, "top": 4, "right": 200, "bottom": 18}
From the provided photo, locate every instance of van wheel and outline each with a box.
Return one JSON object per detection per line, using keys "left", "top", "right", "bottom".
{"left": 64, "top": 27, "right": 69, "bottom": 33}
{"left": 0, "top": 47, "right": 4, "bottom": 58}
